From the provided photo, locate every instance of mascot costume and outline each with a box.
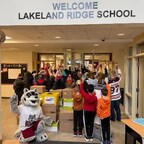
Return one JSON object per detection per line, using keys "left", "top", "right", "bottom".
{"left": 10, "top": 88, "right": 53, "bottom": 144}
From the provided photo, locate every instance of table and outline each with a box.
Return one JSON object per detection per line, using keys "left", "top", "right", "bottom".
{"left": 122, "top": 119, "right": 144, "bottom": 144}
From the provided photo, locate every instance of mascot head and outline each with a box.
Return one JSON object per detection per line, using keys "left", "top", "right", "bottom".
{"left": 21, "top": 88, "right": 39, "bottom": 107}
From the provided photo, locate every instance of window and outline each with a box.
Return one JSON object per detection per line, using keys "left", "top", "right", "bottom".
{"left": 39, "top": 54, "right": 64, "bottom": 69}
{"left": 137, "top": 43, "right": 144, "bottom": 54}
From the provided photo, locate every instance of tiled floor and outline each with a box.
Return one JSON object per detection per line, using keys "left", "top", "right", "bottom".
{"left": 2, "top": 98, "right": 126, "bottom": 144}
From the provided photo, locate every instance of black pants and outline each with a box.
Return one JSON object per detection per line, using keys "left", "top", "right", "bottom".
{"left": 101, "top": 116, "right": 110, "bottom": 141}
{"left": 73, "top": 110, "right": 83, "bottom": 133}
{"left": 84, "top": 110, "right": 96, "bottom": 138}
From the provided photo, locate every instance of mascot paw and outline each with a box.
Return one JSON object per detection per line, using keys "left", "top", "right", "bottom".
{"left": 43, "top": 117, "right": 53, "bottom": 126}
{"left": 36, "top": 132, "right": 48, "bottom": 142}
{"left": 19, "top": 134, "right": 35, "bottom": 143}
{"left": 14, "top": 128, "right": 21, "bottom": 138}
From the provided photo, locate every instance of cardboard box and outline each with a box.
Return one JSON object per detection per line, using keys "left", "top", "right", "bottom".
{"left": 44, "top": 112, "right": 58, "bottom": 122}
{"left": 63, "top": 98, "right": 73, "bottom": 110}
{"left": 45, "top": 120, "right": 59, "bottom": 132}
{"left": 42, "top": 104, "right": 59, "bottom": 122}
{"left": 40, "top": 92, "right": 59, "bottom": 105}
{"left": 42, "top": 104, "right": 59, "bottom": 113}
{"left": 59, "top": 109, "right": 73, "bottom": 133}
{"left": 63, "top": 88, "right": 73, "bottom": 99}
{"left": 59, "top": 97, "right": 63, "bottom": 108}
{"left": 60, "top": 121, "right": 73, "bottom": 133}
{"left": 49, "top": 89, "right": 63, "bottom": 97}
{"left": 30, "top": 85, "right": 46, "bottom": 94}
{"left": 59, "top": 109, "right": 73, "bottom": 120}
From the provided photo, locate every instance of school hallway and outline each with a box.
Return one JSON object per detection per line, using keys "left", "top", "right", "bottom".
{"left": 2, "top": 98, "right": 127, "bottom": 144}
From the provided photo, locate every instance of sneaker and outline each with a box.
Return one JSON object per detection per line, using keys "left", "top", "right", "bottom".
{"left": 79, "top": 132, "right": 83, "bottom": 137}
{"left": 89, "top": 138, "right": 93, "bottom": 142}
{"left": 89, "top": 136, "right": 93, "bottom": 142}
{"left": 100, "top": 141, "right": 107, "bottom": 144}
{"left": 73, "top": 132, "right": 77, "bottom": 137}
{"left": 100, "top": 141, "right": 104, "bottom": 144}
{"left": 107, "top": 140, "right": 113, "bottom": 144}
{"left": 84, "top": 135, "right": 89, "bottom": 142}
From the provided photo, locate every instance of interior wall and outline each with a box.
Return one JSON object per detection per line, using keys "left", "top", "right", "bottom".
{"left": 32, "top": 52, "right": 38, "bottom": 72}
{"left": 112, "top": 50, "right": 125, "bottom": 88}
{"left": 139, "top": 57, "right": 144, "bottom": 117}
{"left": 1, "top": 50, "right": 33, "bottom": 97}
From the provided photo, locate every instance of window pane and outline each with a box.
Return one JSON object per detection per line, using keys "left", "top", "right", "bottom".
{"left": 40, "top": 54, "right": 55, "bottom": 61}
{"left": 94, "top": 54, "right": 110, "bottom": 61}
{"left": 84, "top": 55, "right": 92, "bottom": 60}
{"left": 128, "top": 48, "right": 132, "bottom": 56}
{"left": 56, "top": 55, "right": 64, "bottom": 68}
{"left": 137, "top": 44, "right": 144, "bottom": 54}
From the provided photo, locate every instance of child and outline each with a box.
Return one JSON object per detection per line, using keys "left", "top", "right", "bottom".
{"left": 73, "top": 84, "right": 83, "bottom": 137}
{"left": 97, "top": 81, "right": 113, "bottom": 144}
{"left": 80, "top": 79, "right": 97, "bottom": 142}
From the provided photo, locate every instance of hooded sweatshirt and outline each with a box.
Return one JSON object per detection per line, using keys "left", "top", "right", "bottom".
{"left": 97, "top": 83, "right": 111, "bottom": 119}
{"left": 80, "top": 82, "right": 97, "bottom": 112}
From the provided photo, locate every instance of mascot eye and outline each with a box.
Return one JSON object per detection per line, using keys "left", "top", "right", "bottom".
{"left": 26, "top": 93, "right": 31, "bottom": 98}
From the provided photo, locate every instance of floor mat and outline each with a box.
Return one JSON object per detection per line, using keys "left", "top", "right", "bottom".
{"left": 29, "top": 140, "right": 99, "bottom": 144}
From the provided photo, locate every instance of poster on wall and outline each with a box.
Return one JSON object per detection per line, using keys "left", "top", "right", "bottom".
{"left": 8, "top": 69, "right": 21, "bottom": 79}
{"left": 1, "top": 63, "right": 27, "bottom": 84}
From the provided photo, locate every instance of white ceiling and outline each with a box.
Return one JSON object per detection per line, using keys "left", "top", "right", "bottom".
{"left": 1, "top": 23, "right": 144, "bottom": 53}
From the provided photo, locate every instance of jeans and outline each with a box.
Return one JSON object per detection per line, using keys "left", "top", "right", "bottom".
{"left": 111, "top": 100, "right": 121, "bottom": 121}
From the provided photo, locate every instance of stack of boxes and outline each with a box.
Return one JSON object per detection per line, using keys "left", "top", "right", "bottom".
{"left": 62, "top": 88, "right": 73, "bottom": 110}
{"left": 59, "top": 109, "right": 73, "bottom": 133}
{"left": 39, "top": 88, "right": 74, "bottom": 133}
{"left": 50, "top": 89, "right": 63, "bottom": 108}
{"left": 40, "top": 92, "right": 60, "bottom": 132}
{"left": 59, "top": 88, "right": 74, "bottom": 133}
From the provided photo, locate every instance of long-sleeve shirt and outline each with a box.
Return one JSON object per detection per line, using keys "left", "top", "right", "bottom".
{"left": 97, "top": 83, "right": 111, "bottom": 119}
{"left": 73, "top": 90, "right": 83, "bottom": 111}
{"left": 80, "top": 83, "right": 97, "bottom": 112}
{"left": 108, "top": 73, "right": 122, "bottom": 101}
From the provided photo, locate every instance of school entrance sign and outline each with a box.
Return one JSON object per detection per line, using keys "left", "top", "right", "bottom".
{"left": 0, "top": 0, "right": 144, "bottom": 25}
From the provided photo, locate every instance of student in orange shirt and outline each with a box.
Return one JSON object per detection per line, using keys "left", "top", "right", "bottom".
{"left": 97, "top": 81, "right": 113, "bottom": 144}
{"left": 73, "top": 84, "right": 83, "bottom": 137}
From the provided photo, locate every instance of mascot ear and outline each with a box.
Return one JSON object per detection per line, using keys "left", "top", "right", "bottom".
{"left": 23, "top": 88, "right": 29, "bottom": 93}
{"left": 34, "top": 88, "right": 38, "bottom": 93}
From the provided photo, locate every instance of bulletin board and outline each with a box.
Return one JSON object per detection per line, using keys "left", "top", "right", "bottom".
{"left": 1, "top": 63, "right": 27, "bottom": 84}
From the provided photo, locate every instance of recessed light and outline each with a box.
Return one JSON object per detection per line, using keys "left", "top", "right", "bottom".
{"left": 55, "top": 36, "right": 61, "bottom": 39}
{"left": 117, "top": 33, "right": 125, "bottom": 36}
{"left": 6, "top": 36, "right": 12, "bottom": 40}
{"left": 34, "top": 44, "right": 39, "bottom": 47}
{"left": 94, "top": 44, "right": 99, "bottom": 47}
{"left": 66, "top": 48, "right": 71, "bottom": 51}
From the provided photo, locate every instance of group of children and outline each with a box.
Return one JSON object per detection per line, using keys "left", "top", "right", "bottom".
{"left": 73, "top": 77, "right": 112, "bottom": 144}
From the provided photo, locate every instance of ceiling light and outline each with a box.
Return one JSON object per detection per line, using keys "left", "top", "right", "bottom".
{"left": 6, "top": 36, "right": 12, "bottom": 40}
{"left": 2, "top": 48, "right": 19, "bottom": 51}
{"left": 66, "top": 48, "right": 71, "bottom": 51}
{"left": 117, "top": 33, "right": 125, "bottom": 36}
{"left": 55, "top": 36, "right": 61, "bottom": 39}
{"left": 34, "top": 44, "right": 39, "bottom": 47}
{"left": 94, "top": 44, "right": 99, "bottom": 47}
